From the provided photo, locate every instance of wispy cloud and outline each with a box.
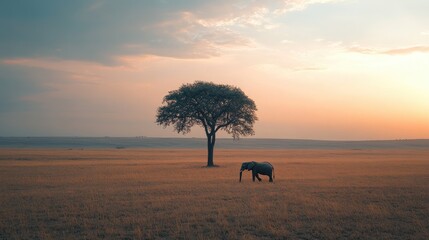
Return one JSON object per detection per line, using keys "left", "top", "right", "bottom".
{"left": 275, "top": 0, "right": 343, "bottom": 13}
{"left": 139, "top": 11, "right": 252, "bottom": 59}
{"left": 348, "top": 45, "right": 429, "bottom": 55}
{"left": 196, "top": 7, "right": 278, "bottom": 30}
{"left": 382, "top": 46, "right": 429, "bottom": 55}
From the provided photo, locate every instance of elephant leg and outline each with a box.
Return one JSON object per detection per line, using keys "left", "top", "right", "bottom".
{"left": 269, "top": 175, "right": 273, "bottom": 182}
{"left": 256, "top": 174, "right": 262, "bottom": 182}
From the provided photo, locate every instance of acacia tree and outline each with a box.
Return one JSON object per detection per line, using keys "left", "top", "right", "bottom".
{"left": 156, "top": 81, "right": 258, "bottom": 167}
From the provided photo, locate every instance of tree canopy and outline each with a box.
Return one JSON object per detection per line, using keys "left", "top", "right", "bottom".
{"left": 156, "top": 81, "right": 257, "bottom": 166}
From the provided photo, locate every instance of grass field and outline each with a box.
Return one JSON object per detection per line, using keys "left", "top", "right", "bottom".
{"left": 0, "top": 148, "right": 428, "bottom": 239}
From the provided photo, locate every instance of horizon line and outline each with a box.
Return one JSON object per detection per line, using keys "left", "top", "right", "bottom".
{"left": 1, "top": 136, "right": 428, "bottom": 142}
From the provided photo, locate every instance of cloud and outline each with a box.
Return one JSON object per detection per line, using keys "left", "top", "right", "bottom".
{"left": 274, "top": 0, "right": 342, "bottom": 13}
{"left": 382, "top": 46, "right": 429, "bottom": 55}
{"left": 0, "top": 0, "right": 343, "bottom": 65}
{"left": 137, "top": 11, "right": 252, "bottom": 59}
{"left": 348, "top": 45, "right": 429, "bottom": 55}
{"left": 194, "top": 6, "right": 278, "bottom": 30}
{"left": 0, "top": 1, "right": 255, "bottom": 64}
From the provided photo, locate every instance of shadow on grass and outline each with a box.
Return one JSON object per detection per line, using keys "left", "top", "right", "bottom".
{"left": 202, "top": 165, "right": 221, "bottom": 168}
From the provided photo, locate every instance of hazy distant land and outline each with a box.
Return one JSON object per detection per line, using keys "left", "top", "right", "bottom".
{"left": 1, "top": 137, "right": 429, "bottom": 149}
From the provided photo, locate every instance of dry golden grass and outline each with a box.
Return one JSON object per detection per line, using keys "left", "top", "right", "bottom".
{"left": 0, "top": 148, "right": 428, "bottom": 239}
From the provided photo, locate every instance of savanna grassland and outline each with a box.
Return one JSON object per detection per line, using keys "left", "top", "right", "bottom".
{"left": 0, "top": 148, "right": 428, "bottom": 239}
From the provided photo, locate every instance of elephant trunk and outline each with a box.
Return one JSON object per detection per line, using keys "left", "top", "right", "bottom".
{"left": 239, "top": 170, "right": 243, "bottom": 182}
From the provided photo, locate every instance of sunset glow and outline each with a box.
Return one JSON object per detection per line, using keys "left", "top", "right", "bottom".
{"left": 1, "top": 0, "right": 428, "bottom": 139}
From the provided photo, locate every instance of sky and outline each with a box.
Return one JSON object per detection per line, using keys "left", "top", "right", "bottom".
{"left": 1, "top": 0, "right": 428, "bottom": 140}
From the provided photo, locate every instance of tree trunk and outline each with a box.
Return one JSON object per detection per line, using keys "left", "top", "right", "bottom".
{"left": 207, "top": 133, "right": 216, "bottom": 167}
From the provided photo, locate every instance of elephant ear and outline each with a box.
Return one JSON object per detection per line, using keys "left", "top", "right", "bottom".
{"left": 247, "top": 161, "right": 256, "bottom": 170}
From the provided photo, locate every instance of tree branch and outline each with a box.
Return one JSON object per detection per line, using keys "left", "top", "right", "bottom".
{"left": 215, "top": 119, "right": 234, "bottom": 132}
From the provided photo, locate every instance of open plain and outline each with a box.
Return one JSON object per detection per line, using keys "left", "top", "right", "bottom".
{"left": 0, "top": 148, "right": 428, "bottom": 239}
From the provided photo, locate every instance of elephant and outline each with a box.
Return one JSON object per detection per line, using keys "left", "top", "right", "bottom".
{"left": 239, "top": 161, "right": 275, "bottom": 182}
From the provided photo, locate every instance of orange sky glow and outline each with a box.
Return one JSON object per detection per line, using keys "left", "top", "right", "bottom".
{"left": 1, "top": 0, "right": 428, "bottom": 140}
